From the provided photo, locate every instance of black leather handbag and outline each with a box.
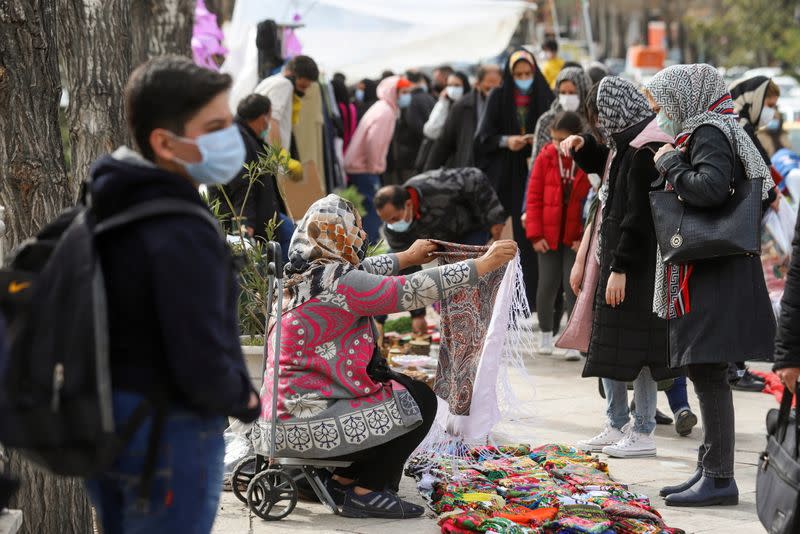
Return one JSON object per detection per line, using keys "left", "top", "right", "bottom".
{"left": 757, "top": 386, "right": 800, "bottom": 534}
{"left": 649, "top": 175, "right": 762, "bottom": 264}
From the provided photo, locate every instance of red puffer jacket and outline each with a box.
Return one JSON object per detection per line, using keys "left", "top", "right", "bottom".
{"left": 525, "top": 142, "right": 591, "bottom": 250}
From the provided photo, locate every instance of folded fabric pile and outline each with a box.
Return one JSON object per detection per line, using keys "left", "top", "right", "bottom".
{"left": 408, "top": 443, "right": 684, "bottom": 534}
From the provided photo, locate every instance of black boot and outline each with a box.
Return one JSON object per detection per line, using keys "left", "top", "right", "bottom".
{"left": 665, "top": 476, "right": 738, "bottom": 507}
{"left": 731, "top": 369, "right": 765, "bottom": 392}
{"left": 660, "top": 468, "right": 702, "bottom": 497}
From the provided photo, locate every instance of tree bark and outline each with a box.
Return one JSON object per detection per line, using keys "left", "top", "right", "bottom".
{"left": 0, "top": 2, "right": 92, "bottom": 532}
{"left": 57, "top": 0, "right": 195, "bottom": 195}
{"left": 58, "top": 0, "right": 135, "bottom": 197}
{"left": 0, "top": 0, "right": 73, "bottom": 250}
{"left": 132, "top": 0, "right": 195, "bottom": 59}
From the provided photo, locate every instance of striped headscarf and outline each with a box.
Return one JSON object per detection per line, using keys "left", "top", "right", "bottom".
{"left": 646, "top": 64, "right": 774, "bottom": 319}
{"left": 729, "top": 75, "right": 771, "bottom": 129}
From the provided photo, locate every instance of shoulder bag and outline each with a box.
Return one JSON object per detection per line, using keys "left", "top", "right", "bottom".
{"left": 757, "top": 384, "right": 800, "bottom": 534}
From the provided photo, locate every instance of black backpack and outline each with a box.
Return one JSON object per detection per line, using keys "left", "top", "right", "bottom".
{"left": 0, "top": 195, "right": 220, "bottom": 480}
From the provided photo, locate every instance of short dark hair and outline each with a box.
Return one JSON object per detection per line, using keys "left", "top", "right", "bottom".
{"left": 237, "top": 94, "right": 272, "bottom": 121}
{"left": 287, "top": 55, "right": 319, "bottom": 81}
{"left": 434, "top": 65, "right": 454, "bottom": 76}
{"left": 552, "top": 111, "right": 584, "bottom": 135}
{"left": 405, "top": 71, "right": 425, "bottom": 84}
{"left": 476, "top": 64, "right": 502, "bottom": 82}
{"left": 543, "top": 39, "right": 559, "bottom": 53}
{"left": 374, "top": 186, "right": 410, "bottom": 211}
{"left": 125, "top": 55, "right": 232, "bottom": 161}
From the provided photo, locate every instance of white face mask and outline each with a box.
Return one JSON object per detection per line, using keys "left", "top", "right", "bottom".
{"left": 559, "top": 94, "right": 580, "bottom": 112}
{"left": 759, "top": 106, "right": 776, "bottom": 128}
{"left": 446, "top": 86, "right": 464, "bottom": 101}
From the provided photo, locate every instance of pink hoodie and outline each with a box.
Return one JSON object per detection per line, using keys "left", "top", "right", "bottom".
{"left": 344, "top": 76, "right": 399, "bottom": 175}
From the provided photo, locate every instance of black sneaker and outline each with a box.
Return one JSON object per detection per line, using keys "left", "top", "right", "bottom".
{"left": 732, "top": 370, "right": 765, "bottom": 392}
{"left": 340, "top": 488, "right": 425, "bottom": 519}
{"left": 675, "top": 408, "right": 698, "bottom": 437}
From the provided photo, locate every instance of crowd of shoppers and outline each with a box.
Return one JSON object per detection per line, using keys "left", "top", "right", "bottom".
{"left": 16, "top": 30, "right": 800, "bottom": 532}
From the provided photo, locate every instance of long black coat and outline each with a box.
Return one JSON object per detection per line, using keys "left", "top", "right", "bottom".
{"left": 572, "top": 118, "right": 674, "bottom": 381}
{"left": 392, "top": 89, "right": 436, "bottom": 171}
{"left": 774, "top": 206, "right": 800, "bottom": 371}
{"left": 424, "top": 91, "right": 481, "bottom": 170}
{"left": 656, "top": 124, "right": 776, "bottom": 367}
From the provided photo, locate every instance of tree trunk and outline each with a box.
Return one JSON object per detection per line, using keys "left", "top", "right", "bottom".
{"left": 132, "top": 0, "right": 195, "bottom": 59}
{"left": 0, "top": 0, "right": 73, "bottom": 250}
{"left": 57, "top": 0, "right": 195, "bottom": 194}
{"left": 0, "top": 2, "right": 92, "bottom": 532}
{"left": 58, "top": 0, "right": 135, "bottom": 197}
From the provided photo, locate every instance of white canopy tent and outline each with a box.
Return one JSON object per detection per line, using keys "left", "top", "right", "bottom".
{"left": 222, "top": 0, "right": 531, "bottom": 106}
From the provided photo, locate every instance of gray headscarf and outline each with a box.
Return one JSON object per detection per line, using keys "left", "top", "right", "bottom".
{"left": 531, "top": 67, "right": 593, "bottom": 158}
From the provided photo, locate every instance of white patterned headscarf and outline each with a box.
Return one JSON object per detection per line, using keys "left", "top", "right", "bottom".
{"left": 646, "top": 64, "right": 774, "bottom": 318}
{"left": 531, "top": 67, "right": 593, "bottom": 158}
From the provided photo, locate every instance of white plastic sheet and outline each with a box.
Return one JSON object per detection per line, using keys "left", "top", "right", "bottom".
{"left": 222, "top": 0, "right": 528, "bottom": 103}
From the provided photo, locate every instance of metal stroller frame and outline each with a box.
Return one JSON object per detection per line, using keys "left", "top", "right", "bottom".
{"left": 230, "top": 242, "right": 351, "bottom": 521}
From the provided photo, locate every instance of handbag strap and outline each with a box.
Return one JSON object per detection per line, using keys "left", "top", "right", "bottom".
{"left": 776, "top": 383, "right": 800, "bottom": 457}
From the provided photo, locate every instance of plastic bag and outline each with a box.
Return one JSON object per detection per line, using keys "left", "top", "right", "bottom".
{"left": 223, "top": 420, "right": 254, "bottom": 480}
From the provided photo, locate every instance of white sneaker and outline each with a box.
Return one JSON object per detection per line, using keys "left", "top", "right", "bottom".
{"left": 576, "top": 424, "right": 626, "bottom": 452}
{"left": 564, "top": 349, "right": 581, "bottom": 361}
{"left": 602, "top": 431, "right": 657, "bottom": 458}
{"left": 538, "top": 331, "right": 554, "bottom": 355}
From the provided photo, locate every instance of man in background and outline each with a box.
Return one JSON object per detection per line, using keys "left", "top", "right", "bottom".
{"left": 387, "top": 71, "right": 436, "bottom": 185}
{"left": 425, "top": 64, "right": 503, "bottom": 170}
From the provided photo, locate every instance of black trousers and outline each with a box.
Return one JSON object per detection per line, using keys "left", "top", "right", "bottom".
{"left": 688, "top": 363, "right": 735, "bottom": 478}
{"left": 332, "top": 379, "right": 437, "bottom": 492}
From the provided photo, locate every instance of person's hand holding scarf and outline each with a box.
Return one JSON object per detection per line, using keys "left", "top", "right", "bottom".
{"left": 398, "top": 239, "right": 439, "bottom": 269}
{"left": 475, "top": 240, "right": 518, "bottom": 276}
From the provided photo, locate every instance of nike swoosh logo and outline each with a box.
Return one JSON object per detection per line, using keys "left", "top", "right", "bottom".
{"left": 8, "top": 281, "right": 30, "bottom": 294}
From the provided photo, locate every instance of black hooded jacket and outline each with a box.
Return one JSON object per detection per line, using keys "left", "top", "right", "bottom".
{"left": 90, "top": 149, "right": 259, "bottom": 421}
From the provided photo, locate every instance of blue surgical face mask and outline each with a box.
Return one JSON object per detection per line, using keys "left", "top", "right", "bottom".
{"left": 656, "top": 109, "right": 680, "bottom": 138}
{"left": 514, "top": 78, "right": 533, "bottom": 92}
{"left": 398, "top": 93, "right": 412, "bottom": 109}
{"left": 171, "top": 124, "right": 246, "bottom": 185}
{"left": 355, "top": 89, "right": 365, "bottom": 102}
{"left": 386, "top": 203, "right": 413, "bottom": 232}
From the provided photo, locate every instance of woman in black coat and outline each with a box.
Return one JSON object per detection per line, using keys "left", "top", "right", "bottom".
{"left": 647, "top": 64, "right": 776, "bottom": 507}
{"left": 475, "top": 49, "right": 554, "bottom": 314}
{"left": 564, "top": 77, "right": 675, "bottom": 459}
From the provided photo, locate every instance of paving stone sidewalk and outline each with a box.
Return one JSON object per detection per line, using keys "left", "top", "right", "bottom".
{"left": 215, "top": 344, "right": 775, "bottom": 534}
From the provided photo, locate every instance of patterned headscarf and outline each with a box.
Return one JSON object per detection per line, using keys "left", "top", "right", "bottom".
{"left": 551, "top": 67, "right": 592, "bottom": 113}
{"left": 531, "top": 67, "right": 593, "bottom": 158}
{"left": 284, "top": 194, "right": 368, "bottom": 310}
{"left": 596, "top": 76, "right": 653, "bottom": 142}
{"left": 646, "top": 64, "right": 772, "bottom": 197}
{"left": 646, "top": 64, "right": 774, "bottom": 318}
{"left": 729, "top": 75, "right": 770, "bottom": 129}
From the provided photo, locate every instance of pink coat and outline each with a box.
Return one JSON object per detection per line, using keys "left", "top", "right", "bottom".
{"left": 343, "top": 76, "right": 399, "bottom": 175}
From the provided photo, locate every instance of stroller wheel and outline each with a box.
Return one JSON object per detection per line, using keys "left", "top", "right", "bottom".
{"left": 246, "top": 468, "right": 298, "bottom": 521}
{"left": 232, "top": 456, "right": 258, "bottom": 504}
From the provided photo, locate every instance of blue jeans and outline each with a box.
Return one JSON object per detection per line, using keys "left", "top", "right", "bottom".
{"left": 276, "top": 212, "right": 295, "bottom": 255}
{"left": 665, "top": 375, "right": 691, "bottom": 414}
{"left": 603, "top": 367, "right": 657, "bottom": 434}
{"left": 348, "top": 173, "right": 382, "bottom": 244}
{"left": 86, "top": 392, "right": 226, "bottom": 534}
